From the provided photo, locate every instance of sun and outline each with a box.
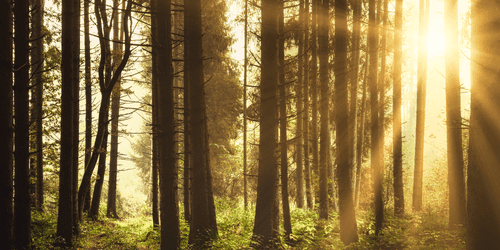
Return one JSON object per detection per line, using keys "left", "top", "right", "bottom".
{"left": 427, "top": 25, "right": 446, "bottom": 56}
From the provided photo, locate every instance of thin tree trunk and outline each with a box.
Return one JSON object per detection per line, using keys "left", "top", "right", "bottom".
{"left": 393, "top": 0, "right": 405, "bottom": 217}
{"left": 445, "top": 0, "right": 465, "bottom": 228}
{"left": 89, "top": 127, "right": 109, "bottom": 220}
{"left": 355, "top": 58, "right": 368, "bottom": 208}
{"left": 369, "top": 0, "right": 383, "bottom": 236}
{"left": 318, "top": 0, "right": 329, "bottom": 220}
{"left": 0, "top": 0, "right": 14, "bottom": 247}
{"left": 57, "top": 0, "right": 75, "bottom": 245}
{"left": 279, "top": 3, "right": 292, "bottom": 239}
{"left": 296, "top": 0, "right": 304, "bottom": 209}
{"left": 378, "top": 0, "right": 387, "bottom": 189}
{"left": 107, "top": 0, "right": 123, "bottom": 219}
{"left": 311, "top": 0, "right": 319, "bottom": 205}
{"left": 303, "top": 0, "right": 313, "bottom": 209}
{"left": 72, "top": 0, "right": 81, "bottom": 235}
{"left": 83, "top": 0, "right": 93, "bottom": 214}
{"left": 252, "top": 0, "right": 279, "bottom": 245}
{"left": 150, "top": 0, "right": 159, "bottom": 227}
{"left": 243, "top": 0, "right": 248, "bottom": 211}
{"left": 182, "top": 5, "right": 191, "bottom": 222}
{"left": 413, "top": 0, "right": 429, "bottom": 213}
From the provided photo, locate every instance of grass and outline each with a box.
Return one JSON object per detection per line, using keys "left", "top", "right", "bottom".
{"left": 31, "top": 199, "right": 465, "bottom": 249}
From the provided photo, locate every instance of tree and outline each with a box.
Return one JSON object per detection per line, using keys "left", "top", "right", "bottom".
{"left": 242, "top": 0, "right": 248, "bottom": 210}
{"left": 57, "top": 0, "right": 77, "bottom": 245}
{"left": 150, "top": 0, "right": 160, "bottom": 227}
{"left": 303, "top": 0, "right": 313, "bottom": 209}
{"left": 153, "top": 0, "right": 180, "bottom": 247}
{"left": 77, "top": 0, "right": 132, "bottom": 220}
{"left": 252, "top": 0, "right": 279, "bottom": 245}
{"left": 279, "top": 1, "right": 292, "bottom": 239}
{"left": 0, "top": 0, "right": 14, "bottom": 247}
{"left": 107, "top": 0, "right": 124, "bottom": 219}
{"left": 83, "top": 0, "right": 93, "bottom": 214}
{"left": 72, "top": 0, "right": 81, "bottom": 234}
{"left": 14, "top": 0, "right": 32, "bottom": 247}
{"left": 335, "top": 0, "right": 359, "bottom": 245}
{"left": 318, "top": 0, "right": 329, "bottom": 220}
{"left": 393, "top": 0, "right": 405, "bottom": 217}
{"left": 89, "top": 127, "right": 108, "bottom": 220}
{"left": 444, "top": 0, "right": 465, "bottom": 228}
{"left": 296, "top": 0, "right": 305, "bottom": 209}
{"left": 467, "top": 0, "right": 500, "bottom": 248}
{"left": 186, "top": 0, "right": 219, "bottom": 244}
{"left": 310, "top": 0, "right": 319, "bottom": 206}
{"left": 413, "top": 0, "right": 429, "bottom": 213}
{"left": 369, "top": 0, "right": 383, "bottom": 236}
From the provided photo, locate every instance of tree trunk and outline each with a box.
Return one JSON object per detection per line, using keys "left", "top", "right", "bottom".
{"left": 444, "top": 0, "right": 465, "bottom": 228}
{"left": 413, "top": 0, "right": 429, "bottom": 213}
{"left": 279, "top": 3, "right": 292, "bottom": 239}
{"left": 467, "top": 1, "right": 500, "bottom": 248}
{"left": 182, "top": 10, "right": 191, "bottom": 223}
{"left": 0, "top": 0, "right": 14, "bottom": 247}
{"left": 107, "top": 0, "right": 123, "bottom": 219}
{"left": 150, "top": 0, "right": 159, "bottom": 227}
{"left": 154, "top": 0, "right": 180, "bottom": 247}
{"left": 318, "top": 0, "right": 329, "bottom": 220}
{"left": 243, "top": 0, "right": 248, "bottom": 211}
{"left": 57, "top": 0, "right": 75, "bottom": 245}
{"left": 252, "top": 0, "right": 279, "bottom": 246}
{"left": 89, "top": 127, "right": 109, "bottom": 220}
{"left": 335, "top": 0, "right": 359, "bottom": 245}
{"left": 378, "top": 0, "right": 387, "bottom": 192}
{"left": 393, "top": 0, "right": 405, "bottom": 217}
{"left": 303, "top": 0, "right": 313, "bottom": 209}
{"left": 369, "top": 0, "right": 383, "bottom": 235}
{"left": 296, "top": 0, "right": 304, "bottom": 209}
{"left": 349, "top": 0, "right": 361, "bottom": 197}
{"left": 311, "top": 0, "right": 319, "bottom": 205}
{"left": 83, "top": 0, "right": 92, "bottom": 214}
{"left": 72, "top": 0, "right": 81, "bottom": 235}
{"left": 355, "top": 58, "right": 368, "bottom": 208}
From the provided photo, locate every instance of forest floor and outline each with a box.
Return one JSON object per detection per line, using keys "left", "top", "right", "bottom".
{"left": 32, "top": 199, "right": 465, "bottom": 249}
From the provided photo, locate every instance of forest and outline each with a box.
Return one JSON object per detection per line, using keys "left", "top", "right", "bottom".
{"left": 1, "top": 0, "right": 500, "bottom": 249}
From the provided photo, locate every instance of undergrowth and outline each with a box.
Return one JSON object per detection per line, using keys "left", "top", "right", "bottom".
{"left": 31, "top": 199, "right": 465, "bottom": 249}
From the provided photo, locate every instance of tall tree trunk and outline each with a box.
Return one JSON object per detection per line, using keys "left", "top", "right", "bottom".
{"left": 336, "top": 0, "right": 358, "bottom": 245}
{"left": 252, "top": 0, "right": 279, "bottom": 246}
{"left": 89, "top": 127, "right": 109, "bottom": 220}
{"left": 154, "top": 0, "right": 180, "bottom": 247}
{"left": 318, "top": 0, "right": 329, "bottom": 220}
{"left": 279, "top": 2, "right": 292, "bottom": 239}
{"left": 393, "top": 0, "right": 405, "bottom": 217}
{"left": 83, "top": 0, "right": 93, "bottom": 214}
{"left": 467, "top": 0, "right": 500, "bottom": 248}
{"left": 349, "top": 0, "right": 361, "bottom": 197}
{"left": 14, "top": 0, "right": 32, "bottom": 247}
{"left": 355, "top": 58, "right": 368, "bottom": 208}
{"left": 378, "top": 0, "right": 387, "bottom": 190}
{"left": 77, "top": 0, "right": 132, "bottom": 220}
{"left": 296, "top": 0, "right": 304, "bottom": 209}
{"left": 413, "top": 0, "right": 429, "bottom": 213}
{"left": 57, "top": 0, "right": 75, "bottom": 245}
{"left": 150, "top": 0, "right": 159, "bottom": 227}
{"left": 369, "top": 0, "right": 383, "bottom": 235}
{"left": 310, "top": 0, "right": 319, "bottom": 205}
{"left": 186, "top": 0, "right": 218, "bottom": 244}
{"left": 0, "top": 0, "right": 14, "bottom": 247}
{"left": 107, "top": 0, "right": 123, "bottom": 219}
{"left": 182, "top": 4, "right": 191, "bottom": 222}
{"left": 31, "top": 0, "right": 45, "bottom": 212}
{"left": 303, "top": 0, "right": 313, "bottom": 209}
{"left": 243, "top": 0, "right": 248, "bottom": 211}
{"left": 445, "top": 0, "right": 465, "bottom": 228}
{"left": 72, "top": 0, "right": 81, "bottom": 235}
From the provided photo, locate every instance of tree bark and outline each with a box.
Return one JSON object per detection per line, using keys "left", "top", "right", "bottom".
{"left": 444, "top": 0, "right": 465, "bottom": 228}
{"left": 243, "top": 0, "right": 248, "bottom": 211}
{"left": 318, "top": 0, "right": 329, "bottom": 220}
{"left": 296, "top": 0, "right": 304, "bottom": 209}
{"left": 0, "top": 0, "right": 14, "bottom": 247}
{"left": 310, "top": 0, "right": 319, "bottom": 205}
{"left": 107, "top": 0, "right": 123, "bottom": 219}
{"left": 83, "top": 0, "right": 93, "bottom": 214}
{"left": 355, "top": 58, "right": 368, "bottom": 208}
{"left": 303, "top": 0, "right": 313, "bottom": 209}
{"left": 150, "top": 0, "right": 159, "bottom": 227}
{"left": 335, "top": 0, "right": 359, "bottom": 245}
{"left": 72, "top": 0, "right": 81, "bottom": 235}
{"left": 467, "top": 1, "right": 500, "bottom": 248}
{"left": 154, "top": 0, "right": 180, "bottom": 247}
{"left": 57, "top": 0, "right": 75, "bottom": 245}
{"left": 393, "top": 0, "right": 405, "bottom": 217}
{"left": 252, "top": 0, "right": 279, "bottom": 246}
{"left": 413, "top": 0, "right": 429, "bottom": 213}
{"left": 89, "top": 127, "right": 109, "bottom": 220}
